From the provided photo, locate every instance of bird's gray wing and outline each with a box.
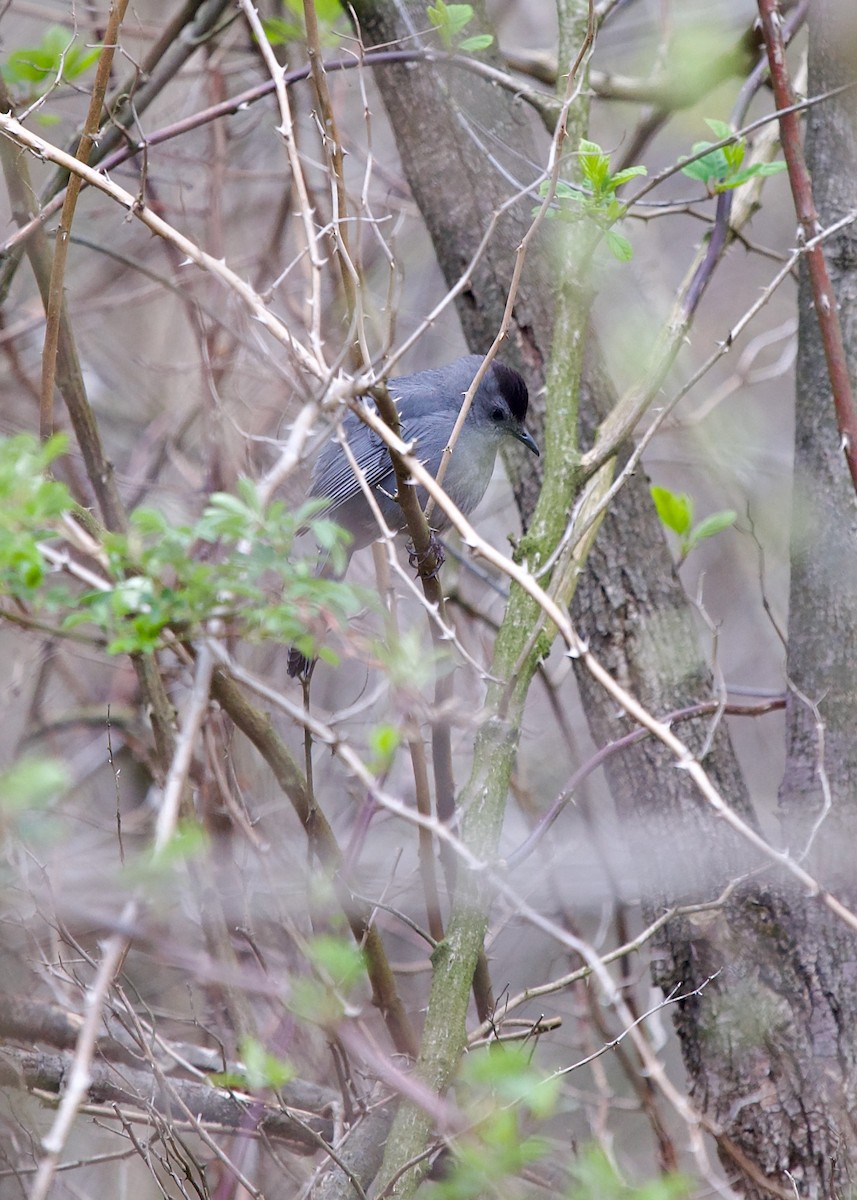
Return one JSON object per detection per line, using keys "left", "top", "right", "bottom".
{"left": 309, "top": 410, "right": 396, "bottom": 515}
{"left": 310, "top": 407, "right": 453, "bottom": 516}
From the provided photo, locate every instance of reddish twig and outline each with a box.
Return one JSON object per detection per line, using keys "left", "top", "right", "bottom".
{"left": 506, "top": 697, "right": 786, "bottom": 869}
{"left": 757, "top": 0, "right": 857, "bottom": 493}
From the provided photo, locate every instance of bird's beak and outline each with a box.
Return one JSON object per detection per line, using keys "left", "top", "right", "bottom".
{"left": 515, "top": 426, "right": 540, "bottom": 456}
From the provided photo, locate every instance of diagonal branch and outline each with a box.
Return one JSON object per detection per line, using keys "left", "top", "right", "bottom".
{"left": 0, "top": 112, "right": 324, "bottom": 381}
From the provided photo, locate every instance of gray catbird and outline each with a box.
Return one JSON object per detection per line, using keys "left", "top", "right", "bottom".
{"left": 287, "top": 354, "right": 539, "bottom": 677}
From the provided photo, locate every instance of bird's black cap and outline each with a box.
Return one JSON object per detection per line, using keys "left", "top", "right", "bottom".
{"left": 491, "top": 361, "right": 529, "bottom": 424}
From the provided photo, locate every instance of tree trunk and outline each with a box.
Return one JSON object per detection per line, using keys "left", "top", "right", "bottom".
{"left": 347, "top": 2, "right": 857, "bottom": 1195}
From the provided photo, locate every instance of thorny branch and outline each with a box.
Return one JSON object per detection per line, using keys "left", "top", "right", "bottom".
{"left": 756, "top": 0, "right": 857, "bottom": 494}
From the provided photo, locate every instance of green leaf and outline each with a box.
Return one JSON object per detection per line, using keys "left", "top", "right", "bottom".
{"left": 262, "top": 1, "right": 343, "bottom": 44}
{"left": 714, "top": 161, "right": 788, "bottom": 191}
{"left": 0, "top": 436, "right": 373, "bottom": 662}
{"left": 261, "top": 15, "right": 304, "bottom": 43}
{"left": 749, "top": 160, "right": 788, "bottom": 177}
{"left": 238, "top": 1036, "right": 295, "bottom": 1090}
{"left": 577, "top": 138, "right": 602, "bottom": 159}
{"left": 689, "top": 509, "right": 737, "bottom": 547}
{"left": 704, "top": 117, "right": 733, "bottom": 140}
{"left": 680, "top": 142, "right": 731, "bottom": 183}
{"left": 369, "top": 723, "right": 401, "bottom": 770}
{"left": 463, "top": 1046, "right": 560, "bottom": 1117}
{"left": 307, "top": 934, "right": 366, "bottom": 992}
{"left": 458, "top": 33, "right": 493, "bottom": 51}
{"left": 0, "top": 433, "right": 74, "bottom": 599}
{"left": 722, "top": 139, "right": 745, "bottom": 171}
{"left": 312, "top": 0, "right": 343, "bottom": 21}
{"left": 288, "top": 933, "right": 367, "bottom": 1028}
{"left": 64, "top": 44, "right": 100, "bottom": 80}
{"left": 4, "top": 49, "right": 56, "bottom": 84}
{"left": 650, "top": 486, "right": 693, "bottom": 536}
{"left": 439, "top": 3, "right": 475, "bottom": 36}
{"left": 197, "top": 490, "right": 258, "bottom": 541}
{"left": 0, "top": 758, "right": 68, "bottom": 809}
{"left": 149, "top": 821, "right": 208, "bottom": 869}
{"left": 680, "top": 119, "right": 785, "bottom": 194}
{"left": 130, "top": 507, "right": 170, "bottom": 536}
{"left": 604, "top": 229, "right": 633, "bottom": 261}
{"left": 427, "top": 1, "right": 478, "bottom": 48}
{"left": 578, "top": 139, "right": 610, "bottom": 192}
{"left": 554, "top": 180, "right": 578, "bottom": 199}
{"left": 3, "top": 26, "right": 99, "bottom": 92}
{"left": 568, "top": 1145, "right": 692, "bottom": 1199}
{"left": 609, "top": 164, "right": 648, "bottom": 189}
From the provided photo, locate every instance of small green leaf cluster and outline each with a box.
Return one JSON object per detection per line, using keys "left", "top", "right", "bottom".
{"left": 0, "top": 756, "right": 69, "bottom": 856}
{"left": 0, "top": 757, "right": 68, "bottom": 812}
{"left": 568, "top": 1145, "right": 691, "bottom": 1200}
{"left": 426, "top": 2, "right": 494, "bottom": 52}
{"left": 261, "top": 0, "right": 343, "bottom": 48}
{"left": 209, "top": 1036, "right": 296, "bottom": 1092}
{"left": 2, "top": 25, "right": 100, "bottom": 98}
{"left": 371, "top": 624, "right": 436, "bottom": 690}
{"left": 73, "top": 481, "right": 364, "bottom": 655}
{"left": 0, "top": 434, "right": 367, "bottom": 660}
{"left": 239, "top": 1036, "right": 296, "bottom": 1090}
{"left": 0, "top": 434, "right": 73, "bottom": 593}
{"left": 289, "top": 934, "right": 367, "bottom": 1028}
{"left": 120, "top": 821, "right": 211, "bottom": 897}
{"left": 433, "top": 1047, "right": 559, "bottom": 1199}
{"left": 680, "top": 118, "right": 787, "bottom": 194}
{"left": 650, "top": 485, "right": 736, "bottom": 565}
{"left": 368, "top": 723, "right": 401, "bottom": 772}
{"left": 537, "top": 140, "right": 647, "bottom": 261}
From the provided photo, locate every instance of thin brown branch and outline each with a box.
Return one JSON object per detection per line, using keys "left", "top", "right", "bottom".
{"left": 208, "top": 666, "right": 418, "bottom": 1059}
{"left": 0, "top": 111, "right": 324, "bottom": 380}
{"left": 352, "top": 384, "right": 466, "bottom": 989}
{"left": 29, "top": 900, "right": 136, "bottom": 1200}
{"left": 0, "top": 83, "right": 178, "bottom": 779}
{"left": 0, "top": 1044, "right": 333, "bottom": 1153}
{"left": 41, "top": 0, "right": 130, "bottom": 440}
{"left": 507, "top": 697, "right": 786, "bottom": 869}
{"left": 239, "top": 0, "right": 326, "bottom": 366}
{"left": 303, "top": 0, "right": 360, "bottom": 345}
{"left": 300, "top": 402, "right": 857, "bottom": 941}
{"left": 757, "top": 0, "right": 857, "bottom": 494}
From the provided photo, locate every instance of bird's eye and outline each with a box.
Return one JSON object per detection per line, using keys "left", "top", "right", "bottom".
{"left": 490, "top": 406, "right": 505, "bottom": 422}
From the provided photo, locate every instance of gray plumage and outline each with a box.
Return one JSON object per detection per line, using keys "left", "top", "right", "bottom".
{"left": 288, "top": 354, "right": 538, "bottom": 676}
{"left": 310, "top": 355, "right": 538, "bottom": 547}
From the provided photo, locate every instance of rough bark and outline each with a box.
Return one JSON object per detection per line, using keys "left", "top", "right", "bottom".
{"left": 0, "top": 1046, "right": 333, "bottom": 1152}
{"left": 347, "top": 1, "right": 857, "bottom": 1196}
{"left": 570, "top": 430, "right": 857, "bottom": 1198}
{"left": 779, "top": 0, "right": 857, "bottom": 847}
{"left": 572, "top": 2, "right": 857, "bottom": 1190}
{"left": 347, "top": 0, "right": 554, "bottom": 521}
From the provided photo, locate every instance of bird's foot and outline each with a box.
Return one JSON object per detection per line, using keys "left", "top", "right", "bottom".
{"left": 408, "top": 533, "right": 445, "bottom": 578}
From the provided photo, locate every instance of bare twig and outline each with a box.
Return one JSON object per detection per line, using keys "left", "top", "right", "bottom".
{"left": 153, "top": 642, "right": 215, "bottom": 852}
{"left": 506, "top": 697, "right": 786, "bottom": 869}
{"left": 239, "top": 0, "right": 327, "bottom": 369}
{"left": 0, "top": 113, "right": 323, "bottom": 381}
{"left": 277, "top": 405, "right": 857, "bottom": 939}
{"left": 30, "top": 900, "right": 137, "bottom": 1200}
{"left": 757, "top": 0, "right": 857, "bottom": 494}
{"left": 40, "top": 0, "right": 130, "bottom": 440}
